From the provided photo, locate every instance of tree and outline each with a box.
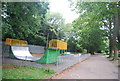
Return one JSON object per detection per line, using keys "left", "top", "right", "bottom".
{"left": 72, "top": 2, "right": 106, "bottom": 54}
{"left": 73, "top": 16, "right": 105, "bottom": 54}
{"left": 45, "top": 12, "right": 66, "bottom": 40}
{"left": 71, "top": 1, "right": 120, "bottom": 57}
{"left": 2, "top": 2, "right": 49, "bottom": 46}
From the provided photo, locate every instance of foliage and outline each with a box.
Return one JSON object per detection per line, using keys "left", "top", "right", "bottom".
{"left": 2, "top": 2, "right": 49, "bottom": 45}
{"left": 71, "top": 1, "right": 120, "bottom": 56}
{"left": 71, "top": 2, "right": 108, "bottom": 54}
{"left": 45, "top": 12, "right": 66, "bottom": 40}
{"left": 66, "top": 26, "right": 82, "bottom": 52}
{"left": 63, "top": 23, "right": 74, "bottom": 41}
{"left": 2, "top": 1, "right": 119, "bottom": 55}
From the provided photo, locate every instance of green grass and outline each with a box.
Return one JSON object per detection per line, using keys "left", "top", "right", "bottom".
{"left": 3, "top": 64, "right": 55, "bottom": 79}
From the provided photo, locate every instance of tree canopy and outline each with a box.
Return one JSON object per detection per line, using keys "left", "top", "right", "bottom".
{"left": 70, "top": 1, "right": 120, "bottom": 57}
{"left": 1, "top": 1, "right": 120, "bottom": 58}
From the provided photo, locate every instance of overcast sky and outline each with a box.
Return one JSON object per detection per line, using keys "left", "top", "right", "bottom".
{"left": 49, "top": 0, "right": 79, "bottom": 23}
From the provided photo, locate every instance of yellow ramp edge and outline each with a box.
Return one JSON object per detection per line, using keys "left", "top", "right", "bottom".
{"left": 5, "top": 38, "right": 28, "bottom": 46}
{"left": 49, "top": 39, "right": 67, "bottom": 50}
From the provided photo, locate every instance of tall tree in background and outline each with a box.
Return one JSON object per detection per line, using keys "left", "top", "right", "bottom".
{"left": 45, "top": 12, "right": 65, "bottom": 40}
{"left": 2, "top": 2, "right": 49, "bottom": 46}
{"left": 71, "top": 1, "right": 120, "bottom": 57}
{"left": 72, "top": 2, "right": 106, "bottom": 54}
{"left": 113, "top": 2, "right": 120, "bottom": 59}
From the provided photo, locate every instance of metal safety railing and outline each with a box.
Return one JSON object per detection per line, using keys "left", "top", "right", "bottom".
{"left": 49, "top": 39, "right": 67, "bottom": 50}
{"left": 5, "top": 38, "right": 28, "bottom": 46}
{"left": 55, "top": 54, "right": 91, "bottom": 73}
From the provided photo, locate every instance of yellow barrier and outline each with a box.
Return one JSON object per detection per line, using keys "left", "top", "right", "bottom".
{"left": 49, "top": 39, "right": 67, "bottom": 50}
{"left": 5, "top": 38, "right": 28, "bottom": 46}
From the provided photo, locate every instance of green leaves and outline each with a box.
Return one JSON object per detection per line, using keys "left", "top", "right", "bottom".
{"left": 45, "top": 12, "right": 66, "bottom": 40}
{"left": 70, "top": 1, "right": 120, "bottom": 55}
{"left": 2, "top": 2, "right": 49, "bottom": 45}
{"left": 71, "top": 2, "right": 111, "bottom": 54}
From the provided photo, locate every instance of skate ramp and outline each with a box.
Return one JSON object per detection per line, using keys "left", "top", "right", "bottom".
{"left": 11, "top": 46, "right": 41, "bottom": 61}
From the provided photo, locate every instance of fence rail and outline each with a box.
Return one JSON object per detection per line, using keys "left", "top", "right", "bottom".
{"left": 55, "top": 54, "right": 91, "bottom": 73}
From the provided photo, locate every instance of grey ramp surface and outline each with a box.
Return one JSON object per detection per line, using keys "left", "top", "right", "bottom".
{"left": 11, "top": 46, "right": 41, "bottom": 61}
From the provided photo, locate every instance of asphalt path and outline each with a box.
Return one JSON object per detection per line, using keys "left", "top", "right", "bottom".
{"left": 52, "top": 54, "right": 118, "bottom": 79}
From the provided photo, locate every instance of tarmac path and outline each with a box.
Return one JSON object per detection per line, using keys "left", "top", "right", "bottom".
{"left": 52, "top": 54, "right": 118, "bottom": 79}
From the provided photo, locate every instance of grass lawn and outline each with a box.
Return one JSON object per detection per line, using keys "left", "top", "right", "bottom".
{"left": 2, "top": 63, "right": 55, "bottom": 79}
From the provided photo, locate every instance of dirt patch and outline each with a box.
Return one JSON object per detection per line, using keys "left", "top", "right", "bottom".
{"left": 3, "top": 63, "right": 14, "bottom": 69}
{"left": 32, "top": 54, "right": 44, "bottom": 56}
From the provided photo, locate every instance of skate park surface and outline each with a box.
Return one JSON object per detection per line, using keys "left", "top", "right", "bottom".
{"left": 11, "top": 46, "right": 41, "bottom": 61}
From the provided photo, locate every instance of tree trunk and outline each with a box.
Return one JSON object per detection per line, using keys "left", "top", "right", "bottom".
{"left": 114, "top": 46, "right": 118, "bottom": 60}
{"left": 108, "top": 17, "right": 113, "bottom": 58}
{"left": 109, "top": 37, "right": 113, "bottom": 57}
{"left": 117, "top": 6, "right": 120, "bottom": 43}
{"left": 113, "top": 4, "right": 119, "bottom": 60}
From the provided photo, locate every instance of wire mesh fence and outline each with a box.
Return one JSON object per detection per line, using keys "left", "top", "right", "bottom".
{"left": 42, "top": 54, "right": 91, "bottom": 73}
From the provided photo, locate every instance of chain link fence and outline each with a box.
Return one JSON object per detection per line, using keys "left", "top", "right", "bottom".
{"left": 42, "top": 54, "right": 91, "bottom": 73}
{"left": 56, "top": 54, "right": 91, "bottom": 73}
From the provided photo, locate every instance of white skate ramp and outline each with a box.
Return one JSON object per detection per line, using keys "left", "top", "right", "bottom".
{"left": 11, "top": 46, "right": 40, "bottom": 61}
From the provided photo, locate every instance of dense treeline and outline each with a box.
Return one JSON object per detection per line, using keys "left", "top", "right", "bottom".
{"left": 70, "top": 1, "right": 120, "bottom": 59}
{"left": 2, "top": 2, "right": 67, "bottom": 46}
{"left": 1, "top": 2, "right": 120, "bottom": 59}
{"left": 2, "top": 2, "right": 49, "bottom": 45}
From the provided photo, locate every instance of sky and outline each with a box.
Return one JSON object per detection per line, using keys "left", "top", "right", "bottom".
{"left": 49, "top": 0, "right": 79, "bottom": 23}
